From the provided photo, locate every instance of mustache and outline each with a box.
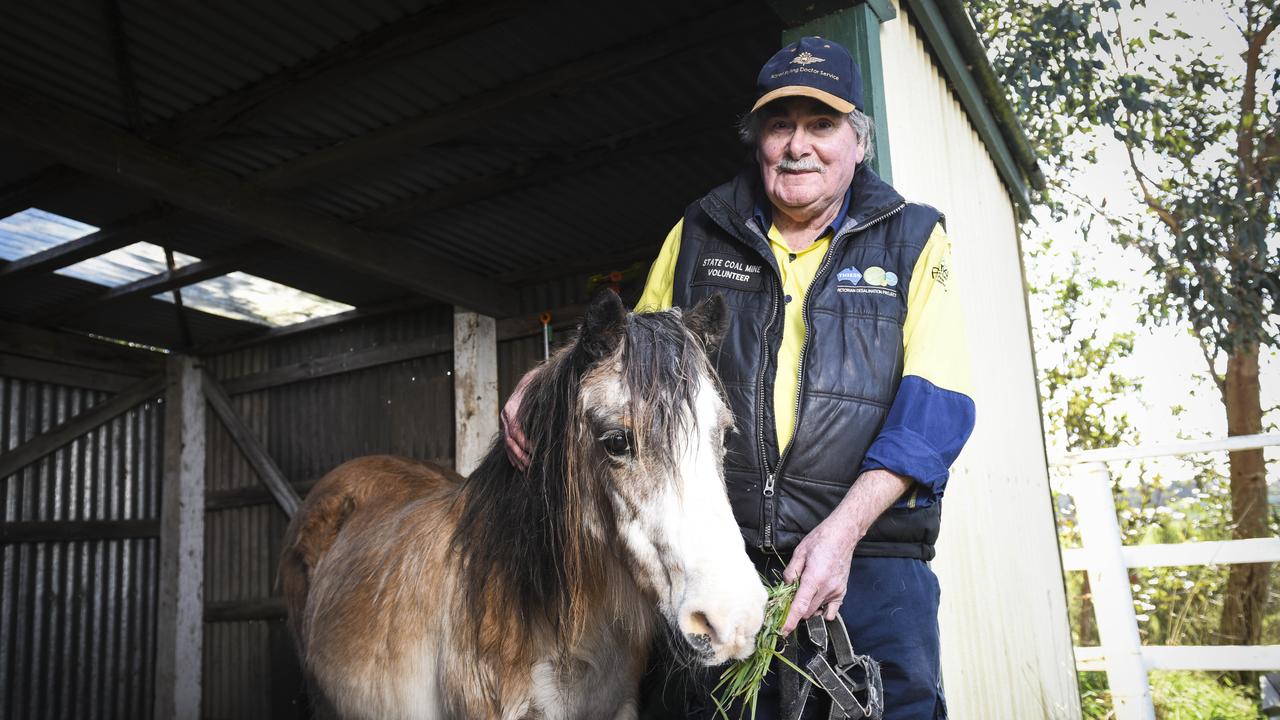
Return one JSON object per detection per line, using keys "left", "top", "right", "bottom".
{"left": 776, "top": 157, "right": 825, "bottom": 173}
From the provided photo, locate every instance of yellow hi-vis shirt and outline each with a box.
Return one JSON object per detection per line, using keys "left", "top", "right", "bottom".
{"left": 636, "top": 218, "right": 968, "bottom": 456}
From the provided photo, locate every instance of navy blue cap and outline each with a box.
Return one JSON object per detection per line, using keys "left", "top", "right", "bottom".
{"left": 752, "top": 36, "right": 863, "bottom": 114}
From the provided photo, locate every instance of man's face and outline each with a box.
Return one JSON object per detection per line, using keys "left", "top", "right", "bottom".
{"left": 756, "top": 98, "right": 864, "bottom": 220}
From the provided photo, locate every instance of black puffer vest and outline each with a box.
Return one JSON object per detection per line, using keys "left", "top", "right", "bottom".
{"left": 673, "top": 167, "right": 943, "bottom": 560}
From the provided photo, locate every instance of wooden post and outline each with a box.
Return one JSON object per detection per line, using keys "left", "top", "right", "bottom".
{"left": 154, "top": 355, "right": 206, "bottom": 720}
{"left": 453, "top": 309, "right": 498, "bottom": 476}
{"left": 1070, "top": 462, "right": 1155, "bottom": 720}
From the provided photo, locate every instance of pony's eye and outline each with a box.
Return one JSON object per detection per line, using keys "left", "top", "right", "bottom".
{"left": 600, "top": 430, "right": 632, "bottom": 457}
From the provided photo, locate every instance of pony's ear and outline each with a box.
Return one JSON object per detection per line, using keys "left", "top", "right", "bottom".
{"left": 683, "top": 293, "right": 728, "bottom": 351}
{"left": 577, "top": 290, "right": 627, "bottom": 360}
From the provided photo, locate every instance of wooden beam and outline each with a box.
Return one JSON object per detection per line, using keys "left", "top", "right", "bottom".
{"left": 494, "top": 303, "right": 584, "bottom": 341}
{"left": 354, "top": 120, "right": 736, "bottom": 230}
{"left": 0, "top": 373, "right": 163, "bottom": 481}
{"left": 204, "top": 598, "right": 286, "bottom": 623}
{"left": 221, "top": 332, "right": 453, "bottom": 395}
{"left": 491, "top": 244, "right": 658, "bottom": 284}
{"left": 248, "top": 4, "right": 769, "bottom": 190}
{"left": 206, "top": 479, "right": 318, "bottom": 512}
{"left": 194, "top": 296, "right": 434, "bottom": 355}
{"left": 0, "top": 207, "right": 178, "bottom": 281}
{"left": 0, "top": 81, "right": 519, "bottom": 317}
{"left": 154, "top": 356, "right": 205, "bottom": 720}
{"left": 161, "top": 245, "right": 194, "bottom": 350}
{"left": 214, "top": 304, "right": 583, "bottom": 395}
{"left": 0, "top": 352, "right": 138, "bottom": 392}
{"left": 145, "top": 0, "right": 525, "bottom": 146}
{"left": 453, "top": 309, "right": 498, "bottom": 476}
{"left": 202, "top": 370, "right": 301, "bottom": 517}
{"left": 30, "top": 244, "right": 275, "bottom": 324}
{"left": 103, "top": 0, "right": 144, "bottom": 130}
{"left": 0, "top": 165, "right": 80, "bottom": 219}
{"left": 0, "top": 317, "right": 165, "bottom": 376}
{"left": 0, "top": 519, "right": 159, "bottom": 544}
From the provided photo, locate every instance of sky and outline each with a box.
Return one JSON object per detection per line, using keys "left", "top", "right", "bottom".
{"left": 1027, "top": 0, "right": 1279, "bottom": 481}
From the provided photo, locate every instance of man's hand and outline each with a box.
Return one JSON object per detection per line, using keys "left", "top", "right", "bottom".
{"left": 780, "top": 468, "right": 913, "bottom": 635}
{"left": 501, "top": 369, "right": 538, "bottom": 471}
{"left": 781, "top": 511, "right": 859, "bottom": 634}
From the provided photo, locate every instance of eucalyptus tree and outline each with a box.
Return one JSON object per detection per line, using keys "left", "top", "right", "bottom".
{"left": 969, "top": 0, "right": 1278, "bottom": 649}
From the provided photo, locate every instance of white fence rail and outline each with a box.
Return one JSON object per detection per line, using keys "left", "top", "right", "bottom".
{"left": 1061, "top": 537, "right": 1280, "bottom": 571}
{"left": 1052, "top": 434, "right": 1280, "bottom": 720}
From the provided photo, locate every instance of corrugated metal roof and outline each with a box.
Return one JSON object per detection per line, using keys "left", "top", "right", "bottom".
{"left": 0, "top": 0, "right": 782, "bottom": 350}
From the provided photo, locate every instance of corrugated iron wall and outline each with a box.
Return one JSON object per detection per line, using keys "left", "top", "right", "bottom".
{"left": 0, "top": 376, "right": 162, "bottom": 720}
{"left": 881, "top": 2, "right": 1079, "bottom": 717}
{"left": 200, "top": 274, "right": 591, "bottom": 718}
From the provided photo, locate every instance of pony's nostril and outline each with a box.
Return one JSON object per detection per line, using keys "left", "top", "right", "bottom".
{"left": 687, "top": 610, "right": 719, "bottom": 644}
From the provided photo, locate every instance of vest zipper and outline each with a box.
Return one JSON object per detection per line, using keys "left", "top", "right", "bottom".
{"left": 756, "top": 271, "right": 781, "bottom": 549}
{"left": 771, "top": 202, "right": 907, "bottom": 505}
{"left": 706, "top": 194, "right": 905, "bottom": 551}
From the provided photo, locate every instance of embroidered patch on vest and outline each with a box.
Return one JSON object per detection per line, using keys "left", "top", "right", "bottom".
{"left": 691, "top": 252, "right": 764, "bottom": 292}
{"left": 836, "top": 265, "right": 899, "bottom": 297}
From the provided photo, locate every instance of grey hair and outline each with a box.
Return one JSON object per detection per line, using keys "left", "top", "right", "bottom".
{"left": 737, "top": 107, "right": 876, "bottom": 164}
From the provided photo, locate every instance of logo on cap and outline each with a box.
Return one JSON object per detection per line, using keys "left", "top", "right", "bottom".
{"left": 791, "top": 51, "right": 825, "bottom": 66}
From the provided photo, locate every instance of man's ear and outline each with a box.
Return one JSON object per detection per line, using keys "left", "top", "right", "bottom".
{"left": 683, "top": 294, "right": 728, "bottom": 352}
{"left": 577, "top": 290, "right": 627, "bottom": 361}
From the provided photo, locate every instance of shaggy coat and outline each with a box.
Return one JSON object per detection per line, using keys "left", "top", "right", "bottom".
{"left": 280, "top": 293, "right": 764, "bottom": 720}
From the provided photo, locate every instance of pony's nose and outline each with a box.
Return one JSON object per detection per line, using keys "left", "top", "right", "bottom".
{"left": 679, "top": 602, "right": 763, "bottom": 662}
{"left": 683, "top": 610, "right": 719, "bottom": 650}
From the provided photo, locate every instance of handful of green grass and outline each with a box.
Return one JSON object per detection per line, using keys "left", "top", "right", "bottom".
{"left": 710, "top": 576, "right": 815, "bottom": 719}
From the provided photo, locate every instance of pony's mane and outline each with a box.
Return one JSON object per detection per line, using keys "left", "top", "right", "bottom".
{"left": 449, "top": 307, "right": 714, "bottom": 665}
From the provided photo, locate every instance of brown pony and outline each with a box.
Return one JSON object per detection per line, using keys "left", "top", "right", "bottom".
{"left": 280, "top": 292, "right": 766, "bottom": 719}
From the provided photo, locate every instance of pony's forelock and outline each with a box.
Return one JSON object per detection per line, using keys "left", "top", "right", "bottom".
{"left": 623, "top": 309, "right": 717, "bottom": 476}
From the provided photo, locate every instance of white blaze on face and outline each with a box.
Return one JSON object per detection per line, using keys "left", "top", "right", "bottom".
{"left": 668, "top": 375, "right": 766, "bottom": 663}
{"left": 611, "top": 369, "right": 765, "bottom": 665}
{"left": 588, "top": 348, "right": 765, "bottom": 665}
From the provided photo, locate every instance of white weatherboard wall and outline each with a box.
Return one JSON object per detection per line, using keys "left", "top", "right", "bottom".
{"left": 878, "top": 3, "right": 1081, "bottom": 718}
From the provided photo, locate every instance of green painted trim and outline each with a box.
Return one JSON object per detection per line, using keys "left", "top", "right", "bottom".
{"left": 865, "top": 0, "right": 897, "bottom": 23}
{"left": 901, "top": 0, "right": 1031, "bottom": 209}
{"left": 782, "top": 5, "right": 894, "bottom": 183}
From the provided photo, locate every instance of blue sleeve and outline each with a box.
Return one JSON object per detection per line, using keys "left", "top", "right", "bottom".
{"left": 859, "top": 377, "right": 975, "bottom": 506}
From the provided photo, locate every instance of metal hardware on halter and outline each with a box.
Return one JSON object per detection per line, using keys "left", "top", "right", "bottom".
{"left": 780, "top": 614, "right": 884, "bottom": 720}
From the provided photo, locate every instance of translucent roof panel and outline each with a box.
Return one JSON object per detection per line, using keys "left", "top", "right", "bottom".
{"left": 62, "top": 242, "right": 201, "bottom": 286}
{"left": 0, "top": 207, "right": 100, "bottom": 259}
{"left": 166, "top": 272, "right": 354, "bottom": 327}
{"left": 0, "top": 207, "right": 200, "bottom": 285}
{"left": 2, "top": 207, "right": 354, "bottom": 328}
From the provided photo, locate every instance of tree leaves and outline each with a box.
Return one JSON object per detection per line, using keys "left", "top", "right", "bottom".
{"left": 969, "top": 0, "right": 1279, "bottom": 358}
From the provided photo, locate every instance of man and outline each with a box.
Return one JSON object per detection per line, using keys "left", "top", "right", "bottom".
{"left": 505, "top": 36, "right": 974, "bottom": 719}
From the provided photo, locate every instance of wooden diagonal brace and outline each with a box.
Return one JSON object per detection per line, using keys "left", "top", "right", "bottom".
{"left": 0, "top": 374, "right": 164, "bottom": 481}
{"left": 202, "top": 370, "right": 301, "bottom": 517}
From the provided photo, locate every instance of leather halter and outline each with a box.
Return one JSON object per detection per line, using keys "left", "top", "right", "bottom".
{"left": 780, "top": 614, "right": 885, "bottom": 720}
